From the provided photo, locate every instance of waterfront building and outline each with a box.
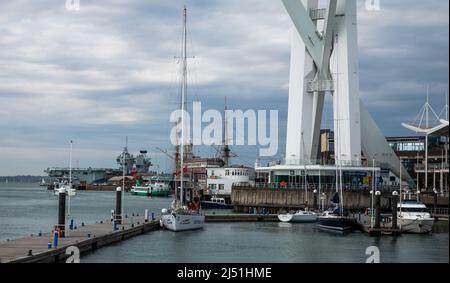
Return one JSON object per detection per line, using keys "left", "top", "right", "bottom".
{"left": 206, "top": 166, "right": 255, "bottom": 197}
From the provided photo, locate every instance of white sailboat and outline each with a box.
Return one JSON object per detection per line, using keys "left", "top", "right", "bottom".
{"left": 278, "top": 210, "right": 318, "bottom": 223}
{"left": 161, "top": 6, "right": 204, "bottom": 232}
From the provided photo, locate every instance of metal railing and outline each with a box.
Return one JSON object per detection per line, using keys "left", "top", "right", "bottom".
{"left": 415, "top": 163, "right": 449, "bottom": 171}
{"left": 427, "top": 208, "right": 449, "bottom": 216}
{"left": 264, "top": 159, "right": 384, "bottom": 168}
{"left": 251, "top": 182, "right": 399, "bottom": 192}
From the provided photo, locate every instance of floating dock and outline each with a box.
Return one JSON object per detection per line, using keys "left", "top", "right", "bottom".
{"left": 0, "top": 217, "right": 159, "bottom": 263}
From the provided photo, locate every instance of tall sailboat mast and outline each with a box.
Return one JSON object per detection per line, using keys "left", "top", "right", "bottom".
{"left": 68, "top": 140, "right": 73, "bottom": 216}
{"left": 179, "top": 6, "right": 188, "bottom": 205}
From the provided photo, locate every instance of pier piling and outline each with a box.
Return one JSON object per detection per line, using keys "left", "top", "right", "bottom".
{"left": 57, "top": 188, "right": 66, "bottom": 238}
{"left": 375, "top": 191, "right": 381, "bottom": 229}
{"left": 313, "top": 190, "right": 318, "bottom": 210}
{"left": 144, "top": 209, "right": 149, "bottom": 222}
{"left": 392, "top": 191, "right": 398, "bottom": 230}
{"left": 115, "top": 187, "right": 122, "bottom": 225}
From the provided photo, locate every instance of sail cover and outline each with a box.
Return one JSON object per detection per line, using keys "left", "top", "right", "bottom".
{"left": 331, "top": 192, "right": 340, "bottom": 204}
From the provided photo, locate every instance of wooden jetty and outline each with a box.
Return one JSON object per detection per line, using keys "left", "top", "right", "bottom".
{"left": 0, "top": 217, "right": 160, "bottom": 263}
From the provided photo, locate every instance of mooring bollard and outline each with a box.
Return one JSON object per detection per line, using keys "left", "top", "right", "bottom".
{"left": 53, "top": 230, "right": 58, "bottom": 248}
{"left": 115, "top": 187, "right": 122, "bottom": 225}
{"left": 58, "top": 187, "right": 66, "bottom": 238}
{"left": 375, "top": 191, "right": 381, "bottom": 229}
{"left": 82, "top": 222, "right": 85, "bottom": 227}
{"left": 392, "top": 191, "right": 398, "bottom": 230}
{"left": 152, "top": 212, "right": 155, "bottom": 221}
{"left": 87, "top": 233, "right": 91, "bottom": 238}
{"left": 144, "top": 209, "right": 149, "bottom": 222}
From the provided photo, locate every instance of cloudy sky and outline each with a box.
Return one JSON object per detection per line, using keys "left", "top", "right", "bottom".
{"left": 0, "top": 0, "right": 448, "bottom": 175}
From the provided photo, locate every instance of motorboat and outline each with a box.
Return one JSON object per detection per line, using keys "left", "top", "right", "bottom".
{"left": 397, "top": 201, "right": 434, "bottom": 234}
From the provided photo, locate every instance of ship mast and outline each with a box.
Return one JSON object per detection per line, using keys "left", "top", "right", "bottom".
{"left": 179, "top": 6, "right": 188, "bottom": 205}
{"left": 223, "top": 96, "right": 230, "bottom": 167}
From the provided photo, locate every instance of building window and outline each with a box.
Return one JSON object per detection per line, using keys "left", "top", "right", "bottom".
{"left": 225, "top": 170, "right": 230, "bottom": 176}
{"left": 219, "top": 184, "right": 224, "bottom": 190}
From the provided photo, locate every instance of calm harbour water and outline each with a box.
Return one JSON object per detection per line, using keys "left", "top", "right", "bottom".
{"left": 0, "top": 184, "right": 448, "bottom": 263}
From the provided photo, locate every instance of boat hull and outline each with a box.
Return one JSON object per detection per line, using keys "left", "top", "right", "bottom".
{"left": 149, "top": 190, "right": 170, "bottom": 197}
{"left": 398, "top": 218, "right": 434, "bottom": 234}
{"left": 54, "top": 190, "right": 76, "bottom": 197}
{"left": 200, "top": 201, "right": 233, "bottom": 209}
{"left": 318, "top": 216, "right": 355, "bottom": 232}
{"left": 278, "top": 213, "right": 318, "bottom": 223}
{"left": 161, "top": 213, "right": 205, "bottom": 232}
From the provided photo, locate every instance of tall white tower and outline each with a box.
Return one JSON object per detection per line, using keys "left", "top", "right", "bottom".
{"left": 284, "top": 0, "right": 360, "bottom": 165}
{"left": 282, "top": 0, "right": 412, "bottom": 182}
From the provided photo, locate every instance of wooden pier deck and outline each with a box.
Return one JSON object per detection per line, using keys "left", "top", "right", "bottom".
{"left": 0, "top": 217, "right": 160, "bottom": 263}
{"left": 0, "top": 213, "right": 279, "bottom": 263}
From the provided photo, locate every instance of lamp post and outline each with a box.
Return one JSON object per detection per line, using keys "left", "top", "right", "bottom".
{"left": 392, "top": 191, "right": 399, "bottom": 230}
{"left": 370, "top": 189, "right": 374, "bottom": 228}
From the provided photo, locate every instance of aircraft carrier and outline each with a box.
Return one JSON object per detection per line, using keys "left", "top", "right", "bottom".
{"left": 44, "top": 147, "right": 152, "bottom": 185}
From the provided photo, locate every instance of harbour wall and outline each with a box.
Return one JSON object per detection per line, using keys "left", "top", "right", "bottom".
{"left": 231, "top": 186, "right": 449, "bottom": 214}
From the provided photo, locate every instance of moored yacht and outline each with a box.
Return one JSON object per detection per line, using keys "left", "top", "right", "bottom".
{"left": 278, "top": 210, "right": 318, "bottom": 223}
{"left": 398, "top": 201, "right": 434, "bottom": 234}
{"left": 160, "top": 6, "right": 205, "bottom": 232}
{"left": 161, "top": 199, "right": 205, "bottom": 232}
{"left": 317, "top": 208, "right": 356, "bottom": 232}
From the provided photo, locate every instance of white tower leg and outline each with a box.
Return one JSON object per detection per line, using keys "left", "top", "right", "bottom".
{"left": 331, "top": 0, "right": 361, "bottom": 165}
{"left": 285, "top": 0, "right": 322, "bottom": 164}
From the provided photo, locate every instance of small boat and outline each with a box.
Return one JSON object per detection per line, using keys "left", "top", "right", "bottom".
{"left": 149, "top": 180, "right": 170, "bottom": 197}
{"left": 398, "top": 201, "right": 434, "bottom": 234}
{"left": 54, "top": 184, "right": 76, "bottom": 197}
{"left": 317, "top": 208, "right": 356, "bottom": 232}
{"left": 130, "top": 186, "right": 150, "bottom": 196}
{"left": 200, "top": 196, "right": 234, "bottom": 209}
{"left": 278, "top": 210, "right": 318, "bottom": 223}
{"left": 131, "top": 178, "right": 170, "bottom": 197}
